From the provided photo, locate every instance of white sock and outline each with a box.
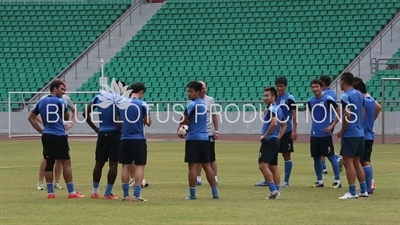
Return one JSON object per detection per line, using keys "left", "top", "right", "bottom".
{"left": 318, "top": 180, "right": 323, "bottom": 184}
{"left": 92, "top": 187, "right": 99, "bottom": 194}
{"left": 215, "top": 176, "right": 218, "bottom": 182}
{"left": 334, "top": 180, "right": 340, "bottom": 184}
{"left": 197, "top": 176, "right": 201, "bottom": 181}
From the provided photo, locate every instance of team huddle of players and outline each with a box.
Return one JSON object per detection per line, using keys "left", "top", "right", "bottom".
{"left": 29, "top": 72, "right": 379, "bottom": 200}
{"left": 254, "top": 73, "right": 379, "bottom": 199}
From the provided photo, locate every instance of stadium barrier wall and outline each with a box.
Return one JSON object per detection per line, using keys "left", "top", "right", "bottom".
{"left": 1, "top": 111, "right": 399, "bottom": 136}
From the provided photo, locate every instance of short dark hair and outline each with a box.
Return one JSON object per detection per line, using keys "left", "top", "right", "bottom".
{"left": 275, "top": 76, "right": 288, "bottom": 86}
{"left": 264, "top": 86, "right": 277, "bottom": 100}
{"left": 319, "top": 75, "right": 331, "bottom": 86}
{"left": 353, "top": 81, "right": 367, "bottom": 94}
{"left": 129, "top": 82, "right": 146, "bottom": 93}
{"left": 311, "top": 79, "right": 323, "bottom": 87}
{"left": 340, "top": 72, "right": 354, "bottom": 86}
{"left": 50, "top": 79, "right": 64, "bottom": 92}
{"left": 352, "top": 76, "right": 363, "bottom": 84}
{"left": 187, "top": 81, "right": 203, "bottom": 93}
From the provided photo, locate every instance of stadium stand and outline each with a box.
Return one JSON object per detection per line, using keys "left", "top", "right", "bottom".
{"left": 70, "top": 0, "right": 400, "bottom": 111}
{"left": 387, "top": 47, "right": 400, "bottom": 67}
{"left": 0, "top": 0, "right": 132, "bottom": 111}
{"left": 366, "top": 47, "right": 400, "bottom": 111}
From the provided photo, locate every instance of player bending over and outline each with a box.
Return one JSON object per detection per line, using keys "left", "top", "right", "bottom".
{"left": 353, "top": 80, "right": 380, "bottom": 194}
{"left": 308, "top": 79, "right": 342, "bottom": 188}
{"left": 319, "top": 75, "right": 343, "bottom": 174}
{"left": 335, "top": 72, "right": 368, "bottom": 199}
{"left": 196, "top": 81, "right": 219, "bottom": 186}
{"left": 119, "top": 82, "right": 151, "bottom": 202}
{"left": 258, "top": 87, "right": 286, "bottom": 199}
{"left": 83, "top": 80, "right": 127, "bottom": 199}
{"left": 35, "top": 79, "right": 77, "bottom": 191}
{"left": 255, "top": 77, "right": 297, "bottom": 187}
{"left": 178, "top": 81, "right": 219, "bottom": 200}
{"left": 28, "top": 79, "right": 84, "bottom": 198}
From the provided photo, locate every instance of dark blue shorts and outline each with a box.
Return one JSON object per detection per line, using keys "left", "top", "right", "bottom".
{"left": 310, "top": 136, "right": 335, "bottom": 157}
{"left": 259, "top": 138, "right": 280, "bottom": 165}
{"left": 340, "top": 137, "right": 365, "bottom": 157}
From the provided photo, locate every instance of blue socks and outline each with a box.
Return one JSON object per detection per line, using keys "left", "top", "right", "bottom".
{"left": 360, "top": 182, "right": 367, "bottom": 193}
{"left": 66, "top": 182, "right": 75, "bottom": 194}
{"left": 189, "top": 187, "right": 196, "bottom": 197}
{"left": 284, "top": 160, "right": 292, "bottom": 184}
{"left": 327, "top": 155, "right": 340, "bottom": 181}
{"left": 267, "top": 181, "right": 277, "bottom": 192}
{"left": 363, "top": 166, "right": 372, "bottom": 192}
{"left": 47, "top": 183, "right": 54, "bottom": 194}
{"left": 211, "top": 187, "right": 218, "bottom": 197}
{"left": 276, "top": 185, "right": 280, "bottom": 191}
{"left": 313, "top": 157, "right": 323, "bottom": 181}
{"left": 92, "top": 182, "right": 99, "bottom": 189}
{"left": 122, "top": 183, "right": 129, "bottom": 198}
{"left": 321, "top": 159, "right": 327, "bottom": 171}
{"left": 105, "top": 183, "right": 114, "bottom": 197}
{"left": 349, "top": 184, "right": 357, "bottom": 196}
{"left": 134, "top": 185, "right": 141, "bottom": 198}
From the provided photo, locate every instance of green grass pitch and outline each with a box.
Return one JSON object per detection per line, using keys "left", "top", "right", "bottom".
{"left": 0, "top": 140, "right": 399, "bottom": 224}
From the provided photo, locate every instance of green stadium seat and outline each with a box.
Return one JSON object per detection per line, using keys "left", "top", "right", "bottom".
{"left": 0, "top": 0, "right": 131, "bottom": 111}
{"left": 4, "top": 0, "right": 398, "bottom": 112}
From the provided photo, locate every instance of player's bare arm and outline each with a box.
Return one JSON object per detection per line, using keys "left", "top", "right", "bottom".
{"left": 337, "top": 105, "right": 351, "bottom": 138}
{"left": 278, "top": 121, "right": 287, "bottom": 139}
{"left": 212, "top": 114, "right": 219, "bottom": 140}
{"left": 374, "top": 101, "right": 381, "bottom": 120}
{"left": 324, "top": 106, "right": 341, "bottom": 134}
{"left": 65, "top": 107, "right": 76, "bottom": 131}
{"left": 35, "top": 116, "right": 43, "bottom": 125}
{"left": 82, "top": 103, "right": 99, "bottom": 133}
{"left": 261, "top": 116, "right": 277, "bottom": 142}
{"left": 143, "top": 114, "right": 152, "bottom": 127}
{"left": 290, "top": 108, "right": 298, "bottom": 141}
{"left": 64, "top": 96, "right": 76, "bottom": 130}
{"left": 28, "top": 112, "right": 43, "bottom": 134}
{"left": 143, "top": 105, "right": 152, "bottom": 127}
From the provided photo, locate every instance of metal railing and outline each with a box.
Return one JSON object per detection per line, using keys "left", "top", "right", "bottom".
{"left": 330, "top": 11, "right": 400, "bottom": 93}
{"left": 28, "top": 0, "right": 143, "bottom": 104}
{"left": 371, "top": 58, "right": 400, "bottom": 73}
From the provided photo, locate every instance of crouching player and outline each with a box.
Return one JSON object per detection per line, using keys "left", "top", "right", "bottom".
{"left": 258, "top": 87, "right": 287, "bottom": 200}
{"left": 308, "top": 79, "right": 342, "bottom": 188}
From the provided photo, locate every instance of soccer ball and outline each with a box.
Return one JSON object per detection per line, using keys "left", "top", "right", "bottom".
{"left": 178, "top": 125, "right": 189, "bottom": 136}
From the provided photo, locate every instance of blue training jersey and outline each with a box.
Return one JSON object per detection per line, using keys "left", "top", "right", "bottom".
{"left": 261, "top": 104, "right": 284, "bottom": 141}
{"left": 32, "top": 95, "right": 67, "bottom": 136}
{"left": 363, "top": 95, "right": 376, "bottom": 141}
{"left": 184, "top": 98, "right": 208, "bottom": 141}
{"left": 322, "top": 87, "right": 338, "bottom": 122}
{"left": 276, "top": 92, "right": 296, "bottom": 133}
{"left": 307, "top": 94, "right": 338, "bottom": 137}
{"left": 341, "top": 89, "right": 365, "bottom": 138}
{"left": 119, "top": 98, "right": 149, "bottom": 140}
{"left": 91, "top": 94, "right": 119, "bottom": 132}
